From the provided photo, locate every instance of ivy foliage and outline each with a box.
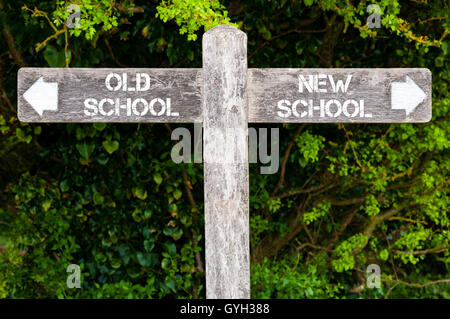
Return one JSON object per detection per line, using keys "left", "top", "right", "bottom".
{"left": 156, "top": 0, "right": 237, "bottom": 41}
{"left": 0, "top": 0, "right": 449, "bottom": 298}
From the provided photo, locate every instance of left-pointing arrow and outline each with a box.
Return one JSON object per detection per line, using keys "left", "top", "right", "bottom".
{"left": 23, "top": 77, "right": 58, "bottom": 116}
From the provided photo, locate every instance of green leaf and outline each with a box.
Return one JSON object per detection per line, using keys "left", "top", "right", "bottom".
{"left": 153, "top": 173, "right": 163, "bottom": 186}
{"left": 161, "top": 258, "right": 171, "bottom": 270}
{"left": 133, "top": 187, "right": 147, "bottom": 200}
{"left": 43, "top": 45, "right": 71, "bottom": 67}
{"left": 137, "top": 252, "right": 150, "bottom": 267}
{"left": 116, "top": 245, "right": 131, "bottom": 265}
{"left": 60, "top": 180, "right": 69, "bottom": 192}
{"left": 93, "top": 123, "right": 106, "bottom": 131}
{"left": 97, "top": 153, "right": 109, "bottom": 165}
{"left": 164, "top": 241, "right": 177, "bottom": 255}
{"left": 173, "top": 189, "right": 182, "bottom": 200}
{"left": 102, "top": 140, "right": 119, "bottom": 154}
{"left": 93, "top": 191, "right": 104, "bottom": 205}
{"left": 143, "top": 210, "right": 152, "bottom": 218}
{"left": 16, "top": 128, "right": 32, "bottom": 144}
{"left": 110, "top": 258, "right": 121, "bottom": 269}
{"left": 165, "top": 278, "right": 176, "bottom": 292}
{"left": 172, "top": 228, "right": 183, "bottom": 241}
{"left": 379, "top": 249, "right": 389, "bottom": 261}
{"left": 144, "top": 239, "right": 155, "bottom": 252}
{"left": 143, "top": 227, "right": 152, "bottom": 238}
{"left": 76, "top": 142, "right": 95, "bottom": 161}
{"left": 42, "top": 199, "right": 52, "bottom": 212}
{"left": 442, "top": 41, "right": 448, "bottom": 55}
{"left": 34, "top": 126, "right": 42, "bottom": 135}
{"left": 163, "top": 227, "right": 173, "bottom": 237}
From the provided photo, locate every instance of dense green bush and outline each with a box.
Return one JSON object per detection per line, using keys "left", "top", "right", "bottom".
{"left": 0, "top": 0, "right": 448, "bottom": 298}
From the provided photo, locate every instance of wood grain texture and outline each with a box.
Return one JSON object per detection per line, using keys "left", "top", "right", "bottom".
{"left": 203, "top": 25, "right": 250, "bottom": 299}
{"left": 248, "top": 68, "right": 431, "bottom": 123}
{"left": 19, "top": 68, "right": 431, "bottom": 124}
{"left": 18, "top": 68, "right": 202, "bottom": 123}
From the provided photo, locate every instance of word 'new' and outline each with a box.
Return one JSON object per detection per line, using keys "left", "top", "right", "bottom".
{"left": 299, "top": 74, "right": 352, "bottom": 93}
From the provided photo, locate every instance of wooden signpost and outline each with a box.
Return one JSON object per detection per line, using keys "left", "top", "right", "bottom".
{"left": 18, "top": 25, "right": 432, "bottom": 299}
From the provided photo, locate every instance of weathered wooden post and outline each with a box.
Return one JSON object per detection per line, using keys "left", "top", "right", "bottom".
{"left": 202, "top": 25, "right": 250, "bottom": 299}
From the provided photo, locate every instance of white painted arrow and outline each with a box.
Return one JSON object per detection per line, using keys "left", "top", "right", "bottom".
{"left": 391, "top": 76, "right": 426, "bottom": 116}
{"left": 23, "top": 77, "right": 58, "bottom": 116}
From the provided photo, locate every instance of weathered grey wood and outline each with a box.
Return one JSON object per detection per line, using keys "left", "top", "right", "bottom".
{"left": 18, "top": 68, "right": 202, "bottom": 123}
{"left": 203, "top": 25, "right": 250, "bottom": 299}
{"left": 19, "top": 68, "right": 431, "bottom": 124}
{"left": 248, "top": 68, "right": 431, "bottom": 123}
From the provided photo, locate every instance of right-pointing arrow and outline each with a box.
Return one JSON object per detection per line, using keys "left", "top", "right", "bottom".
{"left": 391, "top": 75, "right": 426, "bottom": 116}
{"left": 23, "top": 77, "right": 58, "bottom": 116}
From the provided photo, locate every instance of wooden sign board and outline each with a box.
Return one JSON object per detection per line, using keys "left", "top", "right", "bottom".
{"left": 248, "top": 68, "right": 431, "bottom": 123}
{"left": 18, "top": 68, "right": 431, "bottom": 124}
{"left": 18, "top": 68, "right": 203, "bottom": 123}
